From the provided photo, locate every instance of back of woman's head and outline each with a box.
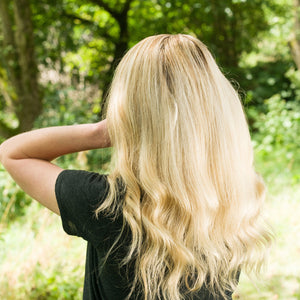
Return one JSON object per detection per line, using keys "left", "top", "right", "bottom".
{"left": 99, "top": 34, "right": 273, "bottom": 300}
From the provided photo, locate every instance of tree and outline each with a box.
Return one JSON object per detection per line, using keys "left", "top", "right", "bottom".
{"left": 0, "top": 0, "right": 42, "bottom": 138}
{"left": 60, "top": 0, "right": 133, "bottom": 115}
{"left": 128, "top": 0, "right": 271, "bottom": 69}
{"left": 0, "top": 0, "right": 279, "bottom": 137}
{"left": 57, "top": 0, "right": 272, "bottom": 115}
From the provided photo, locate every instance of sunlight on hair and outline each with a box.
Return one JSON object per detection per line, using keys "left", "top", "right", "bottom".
{"left": 96, "top": 34, "right": 274, "bottom": 300}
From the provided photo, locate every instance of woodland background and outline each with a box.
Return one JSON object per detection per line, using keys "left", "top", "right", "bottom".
{"left": 0, "top": 0, "right": 299, "bottom": 299}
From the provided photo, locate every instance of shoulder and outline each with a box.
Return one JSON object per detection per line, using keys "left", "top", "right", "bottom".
{"left": 55, "top": 169, "right": 113, "bottom": 241}
{"left": 56, "top": 169, "right": 109, "bottom": 206}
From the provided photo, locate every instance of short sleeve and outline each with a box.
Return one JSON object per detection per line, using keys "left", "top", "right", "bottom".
{"left": 55, "top": 169, "right": 112, "bottom": 246}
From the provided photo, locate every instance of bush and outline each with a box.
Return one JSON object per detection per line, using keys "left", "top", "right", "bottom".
{"left": 249, "top": 93, "right": 300, "bottom": 186}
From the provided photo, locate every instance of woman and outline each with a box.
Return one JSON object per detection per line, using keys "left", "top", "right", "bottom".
{"left": 0, "top": 34, "right": 272, "bottom": 300}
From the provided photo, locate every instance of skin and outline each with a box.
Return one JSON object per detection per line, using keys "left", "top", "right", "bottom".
{"left": 0, "top": 120, "right": 111, "bottom": 215}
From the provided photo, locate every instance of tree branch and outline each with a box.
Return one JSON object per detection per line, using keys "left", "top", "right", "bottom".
{"left": 62, "top": 11, "right": 116, "bottom": 42}
{"left": 62, "top": 11, "right": 95, "bottom": 26}
{"left": 88, "top": 0, "right": 119, "bottom": 19}
{"left": 123, "top": 0, "right": 133, "bottom": 15}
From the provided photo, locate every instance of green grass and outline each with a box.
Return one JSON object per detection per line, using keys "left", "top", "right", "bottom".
{"left": 0, "top": 161, "right": 299, "bottom": 299}
{"left": 0, "top": 202, "right": 86, "bottom": 300}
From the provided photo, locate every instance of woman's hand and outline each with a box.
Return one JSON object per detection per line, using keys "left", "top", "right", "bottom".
{"left": 0, "top": 120, "right": 111, "bottom": 215}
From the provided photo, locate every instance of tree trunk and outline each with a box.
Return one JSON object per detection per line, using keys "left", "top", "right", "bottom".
{"left": 0, "top": 0, "right": 21, "bottom": 93}
{"left": 0, "top": 0, "right": 22, "bottom": 138}
{"left": 96, "top": 0, "right": 132, "bottom": 118}
{"left": 13, "top": 0, "right": 42, "bottom": 132}
{"left": 99, "top": 11, "right": 129, "bottom": 116}
{"left": 0, "top": 0, "right": 42, "bottom": 138}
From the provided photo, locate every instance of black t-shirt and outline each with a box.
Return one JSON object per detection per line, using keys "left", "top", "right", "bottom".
{"left": 55, "top": 169, "right": 236, "bottom": 300}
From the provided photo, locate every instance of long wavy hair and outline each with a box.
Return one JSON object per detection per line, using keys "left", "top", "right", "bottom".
{"left": 96, "top": 34, "right": 273, "bottom": 299}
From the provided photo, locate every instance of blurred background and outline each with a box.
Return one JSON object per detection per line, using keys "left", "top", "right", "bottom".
{"left": 0, "top": 0, "right": 299, "bottom": 299}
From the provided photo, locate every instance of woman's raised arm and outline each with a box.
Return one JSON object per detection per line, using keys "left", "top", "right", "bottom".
{"left": 0, "top": 120, "right": 110, "bottom": 215}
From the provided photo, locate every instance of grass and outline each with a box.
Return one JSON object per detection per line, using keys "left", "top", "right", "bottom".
{"left": 0, "top": 161, "right": 299, "bottom": 299}
{"left": 0, "top": 202, "right": 86, "bottom": 300}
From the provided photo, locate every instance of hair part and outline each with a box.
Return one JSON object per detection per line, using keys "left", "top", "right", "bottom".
{"left": 96, "top": 34, "right": 273, "bottom": 300}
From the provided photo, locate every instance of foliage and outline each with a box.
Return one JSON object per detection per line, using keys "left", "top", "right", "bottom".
{"left": 0, "top": 166, "right": 31, "bottom": 223}
{"left": 250, "top": 67, "right": 300, "bottom": 160}
{"left": 128, "top": 0, "right": 275, "bottom": 67}
{"left": 252, "top": 95, "right": 300, "bottom": 159}
{"left": 249, "top": 91, "right": 300, "bottom": 190}
{"left": 0, "top": 0, "right": 300, "bottom": 298}
{"left": 0, "top": 0, "right": 296, "bottom": 134}
{"left": 0, "top": 203, "right": 85, "bottom": 300}
{"left": 241, "top": 60, "right": 294, "bottom": 108}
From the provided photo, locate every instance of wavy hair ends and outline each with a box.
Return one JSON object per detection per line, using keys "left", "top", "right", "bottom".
{"left": 96, "top": 34, "right": 273, "bottom": 299}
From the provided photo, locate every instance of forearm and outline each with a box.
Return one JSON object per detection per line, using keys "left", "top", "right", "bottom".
{"left": 0, "top": 120, "right": 110, "bottom": 164}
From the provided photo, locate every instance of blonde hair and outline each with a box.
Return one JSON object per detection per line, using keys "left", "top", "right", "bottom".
{"left": 96, "top": 34, "right": 273, "bottom": 299}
